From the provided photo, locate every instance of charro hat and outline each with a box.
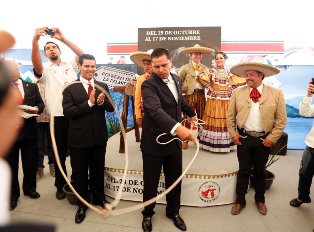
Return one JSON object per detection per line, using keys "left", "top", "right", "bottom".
{"left": 0, "top": 30, "right": 15, "bottom": 53}
{"left": 180, "top": 44, "right": 214, "bottom": 55}
{"left": 230, "top": 62, "right": 280, "bottom": 78}
{"left": 130, "top": 49, "right": 153, "bottom": 67}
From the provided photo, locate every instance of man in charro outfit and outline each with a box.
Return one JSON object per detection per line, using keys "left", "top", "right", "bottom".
{"left": 178, "top": 44, "right": 214, "bottom": 148}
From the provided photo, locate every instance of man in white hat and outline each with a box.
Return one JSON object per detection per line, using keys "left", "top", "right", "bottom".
{"left": 130, "top": 50, "right": 153, "bottom": 127}
{"left": 227, "top": 62, "right": 287, "bottom": 215}
{"left": 178, "top": 44, "right": 214, "bottom": 148}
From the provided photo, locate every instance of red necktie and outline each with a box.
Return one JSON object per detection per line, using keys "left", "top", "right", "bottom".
{"left": 88, "top": 83, "right": 93, "bottom": 96}
{"left": 250, "top": 88, "right": 261, "bottom": 103}
{"left": 14, "top": 82, "right": 23, "bottom": 105}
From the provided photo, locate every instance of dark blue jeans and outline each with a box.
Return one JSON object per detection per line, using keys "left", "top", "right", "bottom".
{"left": 298, "top": 146, "right": 314, "bottom": 202}
{"left": 36, "top": 122, "right": 55, "bottom": 168}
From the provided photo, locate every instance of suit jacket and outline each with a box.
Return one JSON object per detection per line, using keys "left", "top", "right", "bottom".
{"left": 62, "top": 80, "right": 114, "bottom": 148}
{"left": 178, "top": 62, "right": 208, "bottom": 95}
{"left": 141, "top": 72, "right": 196, "bottom": 156}
{"left": 18, "top": 80, "right": 44, "bottom": 140}
{"left": 227, "top": 85, "right": 287, "bottom": 143}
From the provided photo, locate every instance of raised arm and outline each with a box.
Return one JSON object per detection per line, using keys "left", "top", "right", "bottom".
{"left": 52, "top": 27, "right": 84, "bottom": 57}
{"left": 31, "top": 28, "right": 45, "bottom": 76}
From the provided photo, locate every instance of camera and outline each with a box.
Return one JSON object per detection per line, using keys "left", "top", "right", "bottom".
{"left": 45, "top": 28, "right": 55, "bottom": 36}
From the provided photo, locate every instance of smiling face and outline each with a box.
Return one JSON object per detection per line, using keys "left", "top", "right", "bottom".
{"left": 245, "top": 70, "right": 264, "bottom": 88}
{"left": 189, "top": 52, "right": 202, "bottom": 64}
{"left": 79, "top": 59, "right": 96, "bottom": 81}
{"left": 215, "top": 53, "right": 225, "bottom": 68}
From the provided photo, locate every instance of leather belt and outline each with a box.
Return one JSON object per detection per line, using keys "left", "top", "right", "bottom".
{"left": 242, "top": 129, "right": 265, "bottom": 137}
{"left": 193, "top": 89, "right": 204, "bottom": 93}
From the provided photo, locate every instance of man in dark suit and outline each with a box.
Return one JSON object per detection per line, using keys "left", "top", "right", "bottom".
{"left": 4, "top": 60, "right": 44, "bottom": 211}
{"left": 62, "top": 54, "right": 114, "bottom": 224}
{"left": 140, "top": 48, "right": 196, "bottom": 232}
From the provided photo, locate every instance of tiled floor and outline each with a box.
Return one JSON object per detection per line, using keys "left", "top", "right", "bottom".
{"left": 9, "top": 132, "right": 314, "bottom": 232}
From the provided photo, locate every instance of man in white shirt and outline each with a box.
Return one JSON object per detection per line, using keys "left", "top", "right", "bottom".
{"left": 290, "top": 80, "right": 314, "bottom": 207}
{"left": 32, "top": 27, "right": 84, "bottom": 200}
{"left": 227, "top": 62, "right": 287, "bottom": 215}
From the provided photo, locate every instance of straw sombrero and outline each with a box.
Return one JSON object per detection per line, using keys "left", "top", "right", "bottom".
{"left": 230, "top": 62, "right": 280, "bottom": 78}
{"left": 130, "top": 49, "right": 153, "bottom": 67}
{"left": 0, "top": 30, "right": 15, "bottom": 53}
{"left": 180, "top": 44, "right": 214, "bottom": 55}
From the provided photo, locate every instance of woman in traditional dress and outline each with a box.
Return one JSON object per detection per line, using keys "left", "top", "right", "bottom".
{"left": 198, "top": 52, "right": 246, "bottom": 152}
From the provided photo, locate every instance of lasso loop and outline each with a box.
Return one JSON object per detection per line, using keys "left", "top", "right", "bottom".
{"left": 50, "top": 81, "right": 200, "bottom": 219}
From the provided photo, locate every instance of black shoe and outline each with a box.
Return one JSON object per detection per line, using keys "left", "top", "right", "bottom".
{"left": 290, "top": 198, "right": 311, "bottom": 207}
{"left": 142, "top": 217, "right": 152, "bottom": 232}
{"left": 56, "top": 189, "right": 65, "bottom": 200}
{"left": 75, "top": 207, "right": 87, "bottom": 224}
{"left": 25, "top": 191, "right": 40, "bottom": 199}
{"left": 10, "top": 200, "right": 18, "bottom": 211}
{"left": 167, "top": 213, "right": 187, "bottom": 231}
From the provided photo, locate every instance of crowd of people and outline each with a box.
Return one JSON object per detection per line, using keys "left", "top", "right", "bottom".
{"left": 0, "top": 28, "right": 313, "bottom": 232}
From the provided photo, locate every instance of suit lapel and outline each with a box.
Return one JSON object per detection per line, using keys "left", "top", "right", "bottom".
{"left": 153, "top": 73, "right": 177, "bottom": 103}
{"left": 172, "top": 74, "right": 182, "bottom": 103}
{"left": 242, "top": 86, "right": 251, "bottom": 103}
{"left": 259, "top": 85, "right": 268, "bottom": 105}
{"left": 21, "top": 80, "right": 29, "bottom": 98}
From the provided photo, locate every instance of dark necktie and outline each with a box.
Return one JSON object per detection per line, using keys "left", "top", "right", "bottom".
{"left": 250, "top": 88, "right": 261, "bottom": 103}
{"left": 88, "top": 83, "right": 93, "bottom": 96}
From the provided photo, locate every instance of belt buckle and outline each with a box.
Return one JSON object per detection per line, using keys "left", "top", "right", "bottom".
{"left": 243, "top": 129, "right": 264, "bottom": 137}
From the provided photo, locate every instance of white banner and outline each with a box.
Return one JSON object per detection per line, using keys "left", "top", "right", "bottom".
{"left": 94, "top": 66, "right": 135, "bottom": 89}
{"left": 105, "top": 168, "right": 237, "bottom": 207}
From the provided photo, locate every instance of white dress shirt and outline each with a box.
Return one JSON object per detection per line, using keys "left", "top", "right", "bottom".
{"left": 80, "top": 77, "right": 95, "bottom": 107}
{"left": 243, "top": 85, "right": 264, "bottom": 132}
{"left": 163, "top": 75, "right": 181, "bottom": 135}
{"left": 14, "top": 79, "right": 24, "bottom": 98}
{"left": 299, "top": 96, "right": 314, "bottom": 148}
{"left": 40, "top": 60, "right": 78, "bottom": 116}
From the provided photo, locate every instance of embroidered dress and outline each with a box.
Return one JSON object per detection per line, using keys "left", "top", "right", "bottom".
{"left": 198, "top": 68, "right": 245, "bottom": 152}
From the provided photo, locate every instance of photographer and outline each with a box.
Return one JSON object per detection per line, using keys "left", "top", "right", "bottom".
{"left": 290, "top": 79, "right": 314, "bottom": 207}
{"left": 32, "top": 27, "right": 84, "bottom": 200}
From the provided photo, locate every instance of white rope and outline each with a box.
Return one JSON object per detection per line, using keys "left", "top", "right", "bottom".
{"left": 50, "top": 81, "right": 200, "bottom": 218}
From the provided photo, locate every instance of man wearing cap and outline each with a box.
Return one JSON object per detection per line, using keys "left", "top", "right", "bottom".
{"left": 130, "top": 50, "right": 153, "bottom": 127}
{"left": 227, "top": 62, "right": 287, "bottom": 215}
{"left": 178, "top": 44, "right": 214, "bottom": 148}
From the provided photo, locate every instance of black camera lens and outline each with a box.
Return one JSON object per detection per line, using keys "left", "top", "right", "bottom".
{"left": 45, "top": 28, "right": 54, "bottom": 36}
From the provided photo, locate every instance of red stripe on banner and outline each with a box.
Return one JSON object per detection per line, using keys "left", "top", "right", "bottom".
{"left": 221, "top": 42, "right": 284, "bottom": 52}
{"left": 107, "top": 44, "right": 138, "bottom": 53}
{"left": 107, "top": 42, "right": 284, "bottom": 54}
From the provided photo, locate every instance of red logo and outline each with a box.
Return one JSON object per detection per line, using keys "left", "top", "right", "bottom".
{"left": 198, "top": 181, "right": 220, "bottom": 203}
